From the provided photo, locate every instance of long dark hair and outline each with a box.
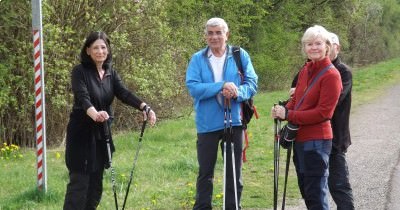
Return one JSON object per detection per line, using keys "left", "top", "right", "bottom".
{"left": 80, "top": 31, "right": 113, "bottom": 70}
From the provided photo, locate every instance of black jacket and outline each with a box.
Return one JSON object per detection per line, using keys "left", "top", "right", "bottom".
{"left": 330, "top": 56, "right": 352, "bottom": 153}
{"left": 65, "top": 62, "right": 143, "bottom": 173}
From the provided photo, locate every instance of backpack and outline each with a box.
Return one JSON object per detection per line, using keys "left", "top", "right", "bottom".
{"left": 232, "top": 46, "right": 259, "bottom": 162}
{"left": 232, "top": 46, "right": 258, "bottom": 129}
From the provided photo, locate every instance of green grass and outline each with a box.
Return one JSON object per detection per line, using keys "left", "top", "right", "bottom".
{"left": 1, "top": 58, "right": 399, "bottom": 210}
{"left": 351, "top": 59, "right": 400, "bottom": 108}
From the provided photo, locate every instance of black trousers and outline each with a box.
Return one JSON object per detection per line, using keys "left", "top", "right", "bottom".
{"left": 193, "top": 127, "right": 243, "bottom": 210}
{"left": 328, "top": 150, "right": 355, "bottom": 210}
{"left": 64, "top": 141, "right": 106, "bottom": 210}
{"left": 63, "top": 169, "right": 104, "bottom": 210}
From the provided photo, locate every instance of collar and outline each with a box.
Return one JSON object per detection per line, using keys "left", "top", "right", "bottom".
{"left": 306, "top": 57, "right": 332, "bottom": 75}
{"left": 203, "top": 45, "right": 229, "bottom": 58}
{"left": 331, "top": 56, "right": 341, "bottom": 66}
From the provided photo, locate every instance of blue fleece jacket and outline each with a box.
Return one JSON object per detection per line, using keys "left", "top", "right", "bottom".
{"left": 186, "top": 45, "right": 258, "bottom": 133}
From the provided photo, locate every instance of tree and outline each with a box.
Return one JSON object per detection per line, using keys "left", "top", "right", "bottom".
{"left": 1, "top": 0, "right": 400, "bottom": 146}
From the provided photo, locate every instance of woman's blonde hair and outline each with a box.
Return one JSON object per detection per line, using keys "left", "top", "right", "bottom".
{"left": 301, "top": 25, "right": 332, "bottom": 56}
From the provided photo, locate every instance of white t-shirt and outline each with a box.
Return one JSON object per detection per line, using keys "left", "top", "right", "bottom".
{"left": 208, "top": 51, "right": 226, "bottom": 82}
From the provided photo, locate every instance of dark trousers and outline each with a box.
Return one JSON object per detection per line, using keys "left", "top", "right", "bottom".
{"left": 64, "top": 141, "right": 106, "bottom": 210}
{"left": 329, "top": 150, "right": 355, "bottom": 210}
{"left": 293, "top": 140, "right": 332, "bottom": 210}
{"left": 193, "top": 127, "right": 243, "bottom": 210}
{"left": 63, "top": 169, "right": 104, "bottom": 210}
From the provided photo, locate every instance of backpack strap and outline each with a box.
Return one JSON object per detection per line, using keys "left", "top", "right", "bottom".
{"left": 232, "top": 46, "right": 254, "bottom": 163}
{"left": 232, "top": 46, "right": 244, "bottom": 79}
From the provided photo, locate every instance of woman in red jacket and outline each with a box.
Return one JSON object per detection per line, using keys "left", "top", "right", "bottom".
{"left": 272, "top": 25, "right": 342, "bottom": 210}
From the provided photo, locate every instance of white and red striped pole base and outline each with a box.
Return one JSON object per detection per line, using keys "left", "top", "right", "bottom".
{"left": 33, "top": 29, "right": 47, "bottom": 191}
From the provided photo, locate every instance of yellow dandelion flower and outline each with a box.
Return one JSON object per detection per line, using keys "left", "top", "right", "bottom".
{"left": 56, "top": 152, "right": 61, "bottom": 159}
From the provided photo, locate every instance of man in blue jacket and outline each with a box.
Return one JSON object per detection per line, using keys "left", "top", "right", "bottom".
{"left": 186, "top": 17, "right": 258, "bottom": 210}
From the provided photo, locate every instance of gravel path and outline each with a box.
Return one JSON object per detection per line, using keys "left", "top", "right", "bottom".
{"left": 266, "top": 84, "right": 400, "bottom": 210}
{"left": 348, "top": 84, "right": 400, "bottom": 210}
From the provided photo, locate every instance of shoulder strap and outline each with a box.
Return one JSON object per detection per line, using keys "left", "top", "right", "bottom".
{"left": 294, "top": 64, "right": 333, "bottom": 110}
{"left": 232, "top": 46, "right": 243, "bottom": 75}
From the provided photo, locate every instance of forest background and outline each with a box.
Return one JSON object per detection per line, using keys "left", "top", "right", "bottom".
{"left": 1, "top": 0, "right": 400, "bottom": 147}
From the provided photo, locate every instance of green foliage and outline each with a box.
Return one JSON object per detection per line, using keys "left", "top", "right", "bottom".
{"left": 0, "top": 0, "right": 36, "bottom": 147}
{"left": 248, "top": 1, "right": 303, "bottom": 90}
{"left": 1, "top": 0, "right": 400, "bottom": 146}
{"left": 381, "top": 0, "right": 400, "bottom": 58}
{"left": 0, "top": 63, "right": 12, "bottom": 115}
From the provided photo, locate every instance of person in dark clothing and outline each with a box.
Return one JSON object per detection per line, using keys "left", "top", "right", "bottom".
{"left": 327, "top": 32, "right": 354, "bottom": 210}
{"left": 290, "top": 32, "right": 354, "bottom": 210}
{"left": 63, "top": 31, "right": 156, "bottom": 210}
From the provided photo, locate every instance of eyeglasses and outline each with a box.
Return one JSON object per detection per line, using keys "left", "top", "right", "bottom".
{"left": 206, "top": 31, "right": 224, "bottom": 37}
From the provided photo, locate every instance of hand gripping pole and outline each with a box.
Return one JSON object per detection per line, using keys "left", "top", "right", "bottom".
{"left": 273, "top": 100, "right": 293, "bottom": 210}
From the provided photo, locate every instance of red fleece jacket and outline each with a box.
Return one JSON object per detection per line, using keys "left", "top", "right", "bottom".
{"left": 286, "top": 57, "right": 342, "bottom": 142}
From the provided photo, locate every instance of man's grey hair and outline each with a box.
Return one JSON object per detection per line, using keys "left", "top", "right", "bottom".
{"left": 204, "top": 17, "right": 229, "bottom": 34}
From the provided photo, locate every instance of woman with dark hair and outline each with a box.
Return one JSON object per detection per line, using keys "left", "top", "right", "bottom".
{"left": 63, "top": 31, "right": 156, "bottom": 210}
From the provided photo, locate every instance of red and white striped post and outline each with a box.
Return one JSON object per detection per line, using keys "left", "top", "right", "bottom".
{"left": 32, "top": 0, "right": 47, "bottom": 192}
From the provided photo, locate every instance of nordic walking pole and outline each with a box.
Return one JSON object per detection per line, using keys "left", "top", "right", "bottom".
{"left": 281, "top": 141, "right": 293, "bottom": 210}
{"left": 227, "top": 98, "right": 239, "bottom": 210}
{"left": 273, "top": 103, "right": 281, "bottom": 210}
{"left": 104, "top": 120, "right": 119, "bottom": 210}
{"left": 121, "top": 108, "right": 149, "bottom": 210}
{"left": 223, "top": 98, "right": 228, "bottom": 210}
{"left": 273, "top": 118, "right": 278, "bottom": 210}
